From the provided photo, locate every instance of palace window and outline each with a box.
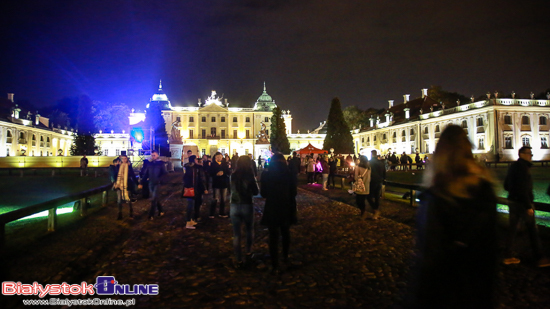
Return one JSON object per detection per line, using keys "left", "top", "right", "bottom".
{"left": 221, "top": 117, "right": 226, "bottom": 122}
{"left": 424, "top": 127, "right": 429, "bottom": 134}
{"left": 211, "top": 117, "right": 216, "bottom": 122}
{"left": 541, "top": 137, "right": 548, "bottom": 149}
{"left": 435, "top": 125, "right": 440, "bottom": 133}
{"left": 233, "top": 130, "right": 237, "bottom": 138}
{"left": 176, "top": 116, "right": 181, "bottom": 122}
{"left": 504, "top": 115, "right": 512, "bottom": 124}
{"left": 202, "top": 117, "right": 206, "bottom": 123}
{"left": 461, "top": 120, "right": 468, "bottom": 129}
{"left": 522, "top": 116, "right": 530, "bottom": 125}
{"left": 116, "top": 149, "right": 120, "bottom": 156}
{"left": 478, "top": 137, "right": 484, "bottom": 150}
{"left": 477, "top": 117, "right": 483, "bottom": 127}
{"left": 189, "top": 130, "right": 193, "bottom": 139}
{"left": 104, "top": 149, "right": 108, "bottom": 156}
{"left": 504, "top": 136, "right": 512, "bottom": 149}
{"left": 265, "top": 117, "right": 269, "bottom": 122}
{"left": 246, "top": 130, "right": 250, "bottom": 139}
{"left": 246, "top": 117, "right": 250, "bottom": 123}
{"left": 425, "top": 142, "right": 430, "bottom": 153}
{"left": 202, "top": 149, "right": 206, "bottom": 156}
{"left": 211, "top": 128, "right": 216, "bottom": 137}
{"left": 202, "top": 129, "right": 206, "bottom": 138}
{"left": 6, "top": 130, "right": 12, "bottom": 143}
{"left": 540, "top": 116, "right": 547, "bottom": 125}
{"left": 189, "top": 116, "right": 194, "bottom": 122}
{"left": 233, "top": 117, "right": 237, "bottom": 122}
{"left": 374, "top": 136, "right": 377, "bottom": 142}
{"left": 361, "top": 137, "right": 364, "bottom": 143}
{"left": 383, "top": 134, "right": 387, "bottom": 140}
{"left": 410, "top": 129, "right": 415, "bottom": 135}
{"left": 266, "top": 130, "right": 269, "bottom": 136}
{"left": 221, "top": 130, "right": 226, "bottom": 139}
{"left": 522, "top": 136, "right": 530, "bottom": 147}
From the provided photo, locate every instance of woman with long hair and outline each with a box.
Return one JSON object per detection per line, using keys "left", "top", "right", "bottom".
{"left": 354, "top": 155, "right": 371, "bottom": 219}
{"left": 409, "top": 125, "right": 497, "bottom": 308}
{"left": 261, "top": 153, "right": 297, "bottom": 273}
{"left": 230, "top": 155, "right": 259, "bottom": 268}
{"left": 183, "top": 155, "right": 207, "bottom": 229}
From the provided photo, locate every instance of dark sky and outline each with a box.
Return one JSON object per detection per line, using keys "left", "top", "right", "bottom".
{"left": 1, "top": 0, "right": 549, "bottom": 131}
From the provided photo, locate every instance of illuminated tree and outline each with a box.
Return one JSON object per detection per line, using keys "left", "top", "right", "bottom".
{"left": 270, "top": 107, "right": 290, "bottom": 154}
{"left": 70, "top": 133, "right": 97, "bottom": 156}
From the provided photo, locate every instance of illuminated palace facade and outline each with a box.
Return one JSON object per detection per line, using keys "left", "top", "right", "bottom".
{"left": 0, "top": 93, "right": 75, "bottom": 157}
{"left": 352, "top": 89, "right": 550, "bottom": 161}
{"left": 129, "top": 82, "right": 293, "bottom": 162}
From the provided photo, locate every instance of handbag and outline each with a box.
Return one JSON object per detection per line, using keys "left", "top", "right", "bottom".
{"left": 182, "top": 167, "right": 195, "bottom": 198}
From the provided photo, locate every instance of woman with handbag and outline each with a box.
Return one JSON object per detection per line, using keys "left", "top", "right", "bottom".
{"left": 354, "top": 155, "right": 371, "bottom": 219}
{"left": 183, "top": 155, "right": 207, "bottom": 229}
{"left": 112, "top": 155, "right": 137, "bottom": 220}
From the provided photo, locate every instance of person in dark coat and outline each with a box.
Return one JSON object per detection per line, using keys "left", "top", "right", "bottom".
{"left": 112, "top": 155, "right": 137, "bottom": 220}
{"left": 139, "top": 150, "right": 168, "bottom": 220}
{"left": 183, "top": 155, "right": 207, "bottom": 229}
{"left": 328, "top": 157, "right": 337, "bottom": 188}
{"left": 415, "top": 153, "right": 422, "bottom": 170}
{"left": 209, "top": 152, "right": 230, "bottom": 218}
{"left": 139, "top": 159, "right": 150, "bottom": 198}
{"left": 261, "top": 153, "right": 297, "bottom": 273}
{"left": 503, "top": 146, "right": 550, "bottom": 267}
{"left": 202, "top": 154, "right": 211, "bottom": 191}
{"left": 409, "top": 125, "right": 497, "bottom": 308}
{"left": 230, "top": 156, "right": 259, "bottom": 268}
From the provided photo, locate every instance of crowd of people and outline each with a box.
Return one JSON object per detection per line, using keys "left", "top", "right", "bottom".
{"left": 105, "top": 125, "right": 550, "bottom": 306}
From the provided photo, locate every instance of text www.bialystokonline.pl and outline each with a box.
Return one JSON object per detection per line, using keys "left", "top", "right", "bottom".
{"left": 22, "top": 298, "right": 136, "bottom": 307}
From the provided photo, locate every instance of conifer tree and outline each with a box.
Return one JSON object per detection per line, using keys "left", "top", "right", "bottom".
{"left": 323, "top": 97, "right": 355, "bottom": 154}
{"left": 270, "top": 107, "right": 290, "bottom": 154}
{"left": 144, "top": 103, "right": 169, "bottom": 156}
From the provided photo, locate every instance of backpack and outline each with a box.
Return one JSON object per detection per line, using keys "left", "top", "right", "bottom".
{"left": 354, "top": 168, "right": 369, "bottom": 192}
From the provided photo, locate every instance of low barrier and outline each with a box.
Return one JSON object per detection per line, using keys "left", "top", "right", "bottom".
{"left": 0, "top": 183, "right": 113, "bottom": 251}
{"left": 0, "top": 167, "right": 109, "bottom": 177}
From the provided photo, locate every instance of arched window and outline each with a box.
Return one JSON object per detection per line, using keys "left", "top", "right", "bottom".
{"left": 540, "top": 116, "right": 547, "bottom": 125}
{"left": 504, "top": 115, "right": 512, "bottom": 124}
{"left": 393, "top": 132, "right": 397, "bottom": 138}
{"left": 522, "top": 136, "right": 531, "bottom": 147}
{"left": 424, "top": 127, "right": 428, "bottom": 134}
{"left": 435, "top": 125, "right": 440, "bottom": 133}
{"left": 40, "top": 136, "right": 44, "bottom": 141}
{"left": 374, "top": 136, "right": 377, "bottom": 142}
{"left": 522, "top": 115, "right": 530, "bottom": 125}
{"left": 461, "top": 120, "right": 468, "bottom": 128}
{"left": 383, "top": 134, "right": 386, "bottom": 140}
{"left": 402, "top": 130, "right": 406, "bottom": 137}
{"left": 477, "top": 117, "right": 484, "bottom": 126}
{"left": 410, "top": 129, "right": 415, "bottom": 135}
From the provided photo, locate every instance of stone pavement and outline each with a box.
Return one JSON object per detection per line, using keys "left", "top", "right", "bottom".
{"left": 3, "top": 172, "right": 550, "bottom": 308}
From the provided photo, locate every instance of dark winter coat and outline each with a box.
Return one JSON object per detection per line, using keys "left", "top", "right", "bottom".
{"left": 411, "top": 180, "right": 497, "bottom": 308}
{"left": 321, "top": 160, "right": 329, "bottom": 175}
{"left": 183, "top": 163, "right": 207, "bottom": 197}
{"left": 329, "top": 160, "right": 337, "bottom": 174}
{"left": 230, "top": 173, "right": 259, "bottom": 204}
{"left": 369, "top": 158, "right": 386, "bottom": 187}
{"left": 209, "top": 160, "right": 230, "bottom": 189}
{"left": 141, "top": 160, "right": 167, "bottom": 185}
{"left": 504, "top": 158, "right": 534, "bottom": 209}
{"left": 110, "top": 163, "right": 137, "bottom": 194}
{"left": 260, "top": 167, "right": 297, "bottom": 226}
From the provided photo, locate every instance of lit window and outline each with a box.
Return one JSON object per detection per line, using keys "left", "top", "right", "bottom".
{"left": 522, "top": 136, "right": 530, "bottom": 147}
{"left": 221, "top": 117, "right": 226, "bottom": 122}
{"left": 504, "top": 137, "right": 512, "bottom": 149}
{"left": 189, "top": 116, "right": 194, "bottom": 122}
{"left": 541, "top": 137, "right": 548, "bottom": 149}
{"left": 265, "top": 117, "right": 269, "bottom": 122}
{"left": 246, "top": 117, "right": 250, "bottom": 123}
{"left": 478, "top": 138, "right": 484, "bottom": 149}
{"left": 202, "top": 117, "right": 206, "bottom": 122}
{"left": 211, "top": 117, "right": 216, "bottom": 122}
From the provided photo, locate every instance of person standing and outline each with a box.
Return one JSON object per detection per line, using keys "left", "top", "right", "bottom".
{"left": 328, "top": 157, "right": 337, "bottom": 189}
{"left": 261, "top": 153, "right": 297, "bottom": 273}
{"left": 306, "top": 156, "right": 315, "bottom": 184}
{"left": 183, "top": 155, "right": 207, "bottom": 229}
{"left": 321, "top": 156, "right": 330, "bottom": 191}
{"left": 139, "top": 159, "right": 150, "bottom": 199}
{"left": 354, "top": 155, "right": 371, "bottom": 218}
{"left": 415, "top": 152, "right": 422, "bottom": 170}
{"left": 182, "top": 149, "right": 193, "bottom": 166}
{"left": 80, "top": 155, "right": 89, "bottom": 177}
{"left": 202, "top": 154, "right": 211, "bottom": 191}
{"left": 368, "top": 150, "right": 386, "bottom": 220}
{"left": 257, "top": 155, "right": 263, "bottom": 170}
{"left": 230, "top": 156, "right": 259, "bottom": 268}
{"left": 503, "top": 146, "right": 550, "bottom": 267}
{"left": 410, "top": 125, "right": 497, "bottom": 308}
{"left": 209, "top": 152, "right": 230, "bottom": 218}
{"left": 140, "top": 150, "right": 167, "bottom": 220}
{"left": 112, "top": 155, "right": 136, "bottom": 220}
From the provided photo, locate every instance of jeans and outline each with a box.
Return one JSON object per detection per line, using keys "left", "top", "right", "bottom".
{"left": 186, "top": 195, "right": 203, "bottom": 221}
{"left": 356, "top": 194, "right": 367, "bottom": 214}
{"left": 506, "top": 203, "right": 542, "bottom": 260}
{"left": 210, "top": 188, "right": 227, "bottom": 216}
{"left": 230, "top": 203, "right": 254, "bottom": 262}
{"left": 268, "top": 221, "right": 291, "bottom": 268}
{"left": 307, "top": 172, "right": 315, "bottom": 183}
{"left": 322, "top": 174, "right": 329, "bottom": 189}
{"left": 116, "top": 189, "right": 133, "bottom": 216}
{"left": 148, "top": 183, "right": 163, "bottom": 218}
{"left": 328, "top": 173, "right": 336, "bottom": 188}
{"left": 367, "top": 184, "right": 382, "bottom": 211}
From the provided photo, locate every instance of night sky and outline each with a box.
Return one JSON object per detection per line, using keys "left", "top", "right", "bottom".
{"left": 1, "top": 0, "right": 549, "bottom": 131}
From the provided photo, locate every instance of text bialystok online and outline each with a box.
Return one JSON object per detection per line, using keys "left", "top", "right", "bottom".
{"left": 2, "top": 276, "right": 159, "bottom": 298}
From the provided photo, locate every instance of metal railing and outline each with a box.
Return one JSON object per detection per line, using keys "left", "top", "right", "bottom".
{"left": 0, "top": 183, "right": 113, "bottom": 250}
